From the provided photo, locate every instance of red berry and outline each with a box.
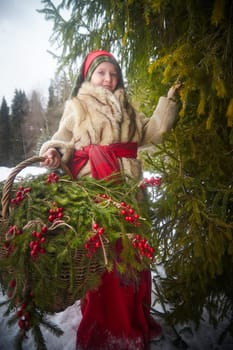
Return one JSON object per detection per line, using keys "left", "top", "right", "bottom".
{"left": 57, "top": 212, "right": 63, "bottom": 219}
{"left": 48, "top": 215, "right": 54, "bottom": 222}
{"left": 32, "top": 230, "right": 37, "bottom": 237}
{"left": 41, "top": 225, "right": 48, "bottom": 233}
{"left": 20, "top": 302, "right": 27, "bottom": 310}
{"left": 97, "top": 227, "right": 104, "bottom": 235}
{"left": 95, "top": 241, "right": 101, "bottom": 248}
{"left": 24, "top": 312, "right": 30, "bottom": 321}
{"left": 16, "top": 310, "right": 23, "bottom": 318}
{"left": 9, "top": 279, "right": 16, "bottom": 288}
{"left": 30, "top": 251, "right": 37, "bottom": 258}
{"left": 18, "top": 319, "right": 26, "bottom": 329}
{"left": 155, "top": 177, "right": 161, "bottom": 186}
{"left": 121, "top": 209, "right": 127, "bottom": 216}
{"left": 36, "top": 232, "right": 42, "bottom": 239}
{"left": 29, "top": 241, "right": 34, "bottom": 249}
{"left": 25, "top": 187, "right": 32, "bottom": 193}
{"left": 92, "top": 223, "right": 99, "bottom": 230}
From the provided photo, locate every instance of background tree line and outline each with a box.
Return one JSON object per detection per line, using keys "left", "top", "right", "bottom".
{"left": 38, "top": 0, "right": 233, "bottom": 343}
{"left": 0, "top": 72, "right": 71, "bottom": 166}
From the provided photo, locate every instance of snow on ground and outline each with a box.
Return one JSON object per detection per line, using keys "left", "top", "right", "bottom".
{"left": 0, "top": 166, "right": 47, "bottom": 182}
{"left": 1, "top": 166, "right": 233, "bottom": 349}
{"left": 0, "top": 296, "right": 81, "bottom": 350}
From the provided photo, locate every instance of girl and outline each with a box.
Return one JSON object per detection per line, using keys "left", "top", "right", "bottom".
{"left": 40, "top": 50, "right": 180, "bottom": 350}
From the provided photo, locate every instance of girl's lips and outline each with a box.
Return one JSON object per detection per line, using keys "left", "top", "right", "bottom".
{"left": 103, "top": 85, "right": 112, "bottom": 91}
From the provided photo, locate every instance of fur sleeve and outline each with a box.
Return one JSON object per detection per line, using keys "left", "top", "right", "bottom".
{"left": 140, "top": 96, "right": 178, "bottom": 147}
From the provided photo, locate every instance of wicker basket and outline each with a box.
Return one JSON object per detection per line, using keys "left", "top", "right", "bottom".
{"left": 0, "top": 156, "right": 110, "bottom": 313}
{"left": 0, "top": 156, "right": 155, "bottom": 318}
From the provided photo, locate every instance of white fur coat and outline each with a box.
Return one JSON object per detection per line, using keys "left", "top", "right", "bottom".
{"left": 40, "top": 82, "right": 178, "bottom": 179}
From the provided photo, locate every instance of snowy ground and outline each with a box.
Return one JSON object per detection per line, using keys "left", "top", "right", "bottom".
{"left": 1, "top": 166, "right": 233, "bottom": 350}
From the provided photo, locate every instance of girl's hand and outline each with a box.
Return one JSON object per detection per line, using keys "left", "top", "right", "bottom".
{"left": 40, "top": 148, "right": 61, "bottom": 168}
{"left": 167, "top": 82, "right": 183, "bottom": 100}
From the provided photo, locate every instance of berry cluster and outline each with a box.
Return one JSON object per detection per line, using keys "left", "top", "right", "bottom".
{"left": 84, "top": 223, "right": 105, "bottom": 257}
{"left": 16, "top": 301, "right": 32, "bottom": 335}
{"left": 141, "top": 176, "right": 162, "bottom": 187}
{"left": 46, "top": 172, "right": 59, "bottom": 184}
{"left": 94, "top": 193, "right": 110, "bottom": 203}
{"left": 120, "top": 201, "right": 140, "bottom": 227}
{"left": 48, "top": 205, "right": 64, "bottom": 223}
{"left": 95, "top": 194, "right": 141, "bottom": 227}
{"left": 8, "top": 280, "right": 33, "bottom": 335}
{"left": 29, "top": 225, "right": 47, "bottom": 259}
{"left": 6, "top": 225, "right": 22, "bottom": 238}
{"left": 132, "top": 234, "right": 155, "bottom": 260}
{"left": 10, "top": 186, "right": 31, "bottom": 206}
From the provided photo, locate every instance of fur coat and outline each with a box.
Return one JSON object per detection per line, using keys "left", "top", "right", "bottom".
{"left": 39, "top": 82, "right": 178, "bottom": 179}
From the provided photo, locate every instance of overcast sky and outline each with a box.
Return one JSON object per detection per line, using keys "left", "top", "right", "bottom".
{"left": 0, "top": 0, "right": 58, "bottom": 106}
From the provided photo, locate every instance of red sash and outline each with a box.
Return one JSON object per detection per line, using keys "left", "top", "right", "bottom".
{"left": 69, "top": 142, "right": 138, "bottom": 179}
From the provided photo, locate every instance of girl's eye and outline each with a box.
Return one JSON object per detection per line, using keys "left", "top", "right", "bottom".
{"left": 97, "top": 70, "right": 117, "bottom": 76}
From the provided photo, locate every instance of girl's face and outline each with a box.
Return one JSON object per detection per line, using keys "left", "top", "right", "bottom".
{"left": 90, "top": 61, "right": 118, "bottom": 92}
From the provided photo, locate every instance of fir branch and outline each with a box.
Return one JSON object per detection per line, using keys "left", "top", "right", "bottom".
{"left": 40, "top": 317, "right": 64, "bottom": 337}
{"left": 31, "top": 324, "right": 48, "bottom": 350}
{"left": 14, "top": 332, "right": 24, "bottom": 350}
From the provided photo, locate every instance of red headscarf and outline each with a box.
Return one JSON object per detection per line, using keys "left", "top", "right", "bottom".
{"left": 83, "top": 50, "right": 117, "bottom": 80}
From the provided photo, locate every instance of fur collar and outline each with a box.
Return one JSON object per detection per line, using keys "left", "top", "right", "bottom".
{"left": 78, "top": 81, "right": 125, "bottom": 107}
{"left": 77, "top": 82, "right": 127, "bottom": 124}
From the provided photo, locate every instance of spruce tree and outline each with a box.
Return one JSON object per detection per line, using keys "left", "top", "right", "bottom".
{"left": 38, "top": 0, "right": 233, "bottom": 337}
{"left": 0, "top": 97, "right": 11, "bottom": 166}
{"left": 10, "top": 89, "right": 29, "bottom": 164}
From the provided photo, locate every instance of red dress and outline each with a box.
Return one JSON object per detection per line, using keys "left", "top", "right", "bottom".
{"left": 76, "top": 267, "right": 161, "bottom": 350}
{"left": 70, "top": 144, "right": 162, "bottom": 350}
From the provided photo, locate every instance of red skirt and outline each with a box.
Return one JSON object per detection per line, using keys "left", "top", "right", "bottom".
{"left": 76, "top": 267, "right": 161, "bottom": 350}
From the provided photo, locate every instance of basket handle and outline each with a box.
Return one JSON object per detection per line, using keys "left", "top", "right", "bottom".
{"left": 1, "top": 156, "right": 74, "bottom": 220}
